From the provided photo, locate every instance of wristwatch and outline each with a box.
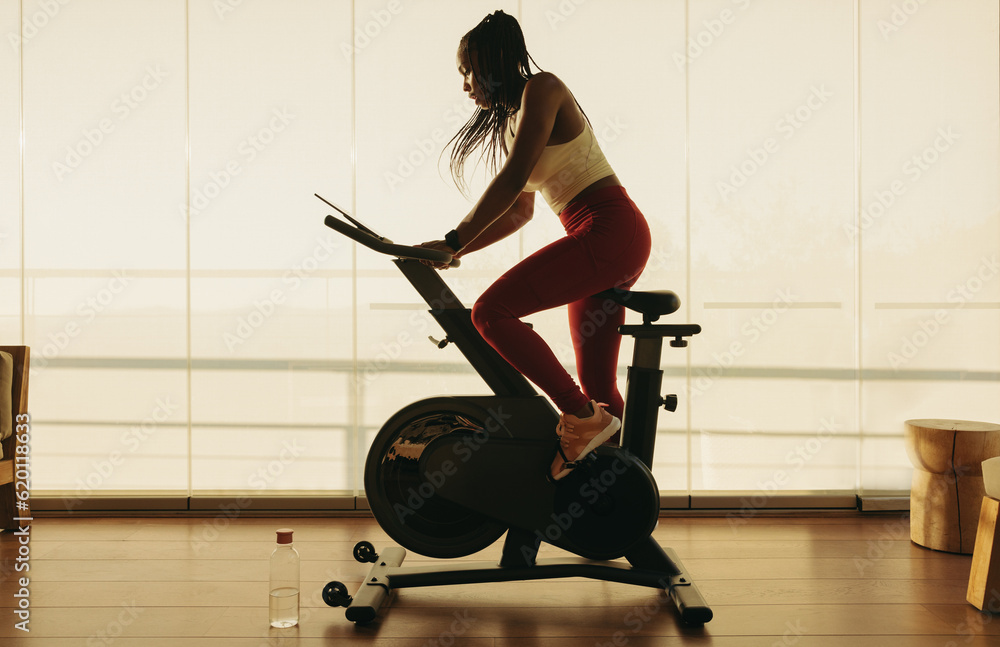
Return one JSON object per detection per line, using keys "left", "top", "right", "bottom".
{"left": 444, "top": 229, "right": 462, "bottom": 253}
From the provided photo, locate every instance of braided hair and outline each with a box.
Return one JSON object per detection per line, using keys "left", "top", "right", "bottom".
{"left": 445, "top": 10, "right": 541, "bottom": 195}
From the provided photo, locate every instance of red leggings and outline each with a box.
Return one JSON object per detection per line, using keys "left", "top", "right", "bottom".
{"left": 471, "top": 186, "right": 652, "bottom": 418}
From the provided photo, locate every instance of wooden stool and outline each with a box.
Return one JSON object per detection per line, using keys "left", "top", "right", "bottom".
{"left": 968, "top": 495, "right": 1000, "bottom": 612}
{"left": 905, "top": 419, "right": 1000, "bottom": 554}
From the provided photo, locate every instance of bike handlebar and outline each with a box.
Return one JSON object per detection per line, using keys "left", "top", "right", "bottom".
{"left": 323, "top": 214, "right": 460, "bottom": 267}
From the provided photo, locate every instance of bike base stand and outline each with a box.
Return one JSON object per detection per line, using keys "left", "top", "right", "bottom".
{"left": 341, "top": 541, "right": 713, "bottom": 626}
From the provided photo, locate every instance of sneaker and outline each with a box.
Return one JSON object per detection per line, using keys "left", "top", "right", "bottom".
{"left": 550, "top": 401, "right": 621, "bottom": 481}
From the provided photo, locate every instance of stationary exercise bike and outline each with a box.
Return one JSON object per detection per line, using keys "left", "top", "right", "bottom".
{"left": 318, "top": 198, "right": 711, "bottom": 626}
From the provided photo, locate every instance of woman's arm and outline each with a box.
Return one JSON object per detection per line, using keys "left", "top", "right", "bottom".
{"left": 456, "top": 192, "right": 534, "bottom": 256}
{"left": 451, "top": 72, "right": 564, "bottom": 247}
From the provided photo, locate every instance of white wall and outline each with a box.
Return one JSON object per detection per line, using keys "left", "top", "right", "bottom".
{"left": 2, "top": 0, "right": 997, "bottom": 500}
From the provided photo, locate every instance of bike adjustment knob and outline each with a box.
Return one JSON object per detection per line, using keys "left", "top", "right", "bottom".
{"left": 428, "top": 335, "right": 451, "bottom": 349}
{"left": 661, "top": 394, "right": 678, "bottom": 412}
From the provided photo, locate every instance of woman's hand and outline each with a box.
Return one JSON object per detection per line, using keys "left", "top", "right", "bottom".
{"left": 417, "top": 240, "right": 456, "bottom": 269}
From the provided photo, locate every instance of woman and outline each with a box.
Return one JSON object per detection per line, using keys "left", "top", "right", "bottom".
{"left": 421, "top": 10, "right": 651, "bottom": 481}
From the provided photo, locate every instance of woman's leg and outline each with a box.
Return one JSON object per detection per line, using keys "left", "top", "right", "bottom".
{"left": 471, "top": 187, "right": 651, "bottom": 416}
{"left": 471, "top": 234, "right": 605, "bottom": 415}
{"left": 568, "top": 293, "right": 629, "bottom": 420}
{"left": 567, "top": 272, "right": 644, "bottom": 446}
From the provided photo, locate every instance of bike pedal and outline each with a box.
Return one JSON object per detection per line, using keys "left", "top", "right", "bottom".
{"left": 575, "top": 452, "right": 600, "bottom": 472}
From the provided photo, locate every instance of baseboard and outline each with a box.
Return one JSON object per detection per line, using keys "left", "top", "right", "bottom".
{"left": 23, "top": 491, "right": 898, "bottom": 515}
{"left": 858, "top": 493, "right": 911, "bottom": 511}
{"left": 29, "top": 493, "right": 360, "bottom": 515}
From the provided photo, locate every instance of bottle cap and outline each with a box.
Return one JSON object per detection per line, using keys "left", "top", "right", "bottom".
{"left": 276, "top": 528, "right": 294, "bottom": 544}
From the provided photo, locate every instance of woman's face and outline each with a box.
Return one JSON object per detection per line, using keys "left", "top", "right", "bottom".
{"left": 457, "top": 47, "right": 489, "bottom": 110}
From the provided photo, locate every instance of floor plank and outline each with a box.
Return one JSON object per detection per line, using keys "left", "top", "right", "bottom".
{"left": 1, "top": 513, "right": 997, "bottom": 645}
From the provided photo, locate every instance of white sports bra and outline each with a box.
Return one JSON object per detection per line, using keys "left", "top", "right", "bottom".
{"left": 504, "top": 111, "right": 616, "bottom": 214}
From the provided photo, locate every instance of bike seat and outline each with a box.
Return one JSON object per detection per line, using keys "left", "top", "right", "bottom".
{"left": 593, "top": 288, "right": 680, "bottom": 323}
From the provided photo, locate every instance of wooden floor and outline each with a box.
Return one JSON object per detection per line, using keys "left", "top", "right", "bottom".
{"left": 1, "top": 512, "right": 998, "bottom": 645}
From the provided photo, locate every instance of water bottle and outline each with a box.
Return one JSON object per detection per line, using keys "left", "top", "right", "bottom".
{"left": 269, "top": 528, "right": 299, "bottom": 628}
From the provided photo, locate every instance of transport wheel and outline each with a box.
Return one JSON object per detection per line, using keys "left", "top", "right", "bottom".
{"left": 365, "top": 399, "right": 507, "bottom": 559}
{"left": 322, "top": 581, "right": 352, "bottom": 608}
{"left": 352, "top": 541, "right": 378, "bottom": 563}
